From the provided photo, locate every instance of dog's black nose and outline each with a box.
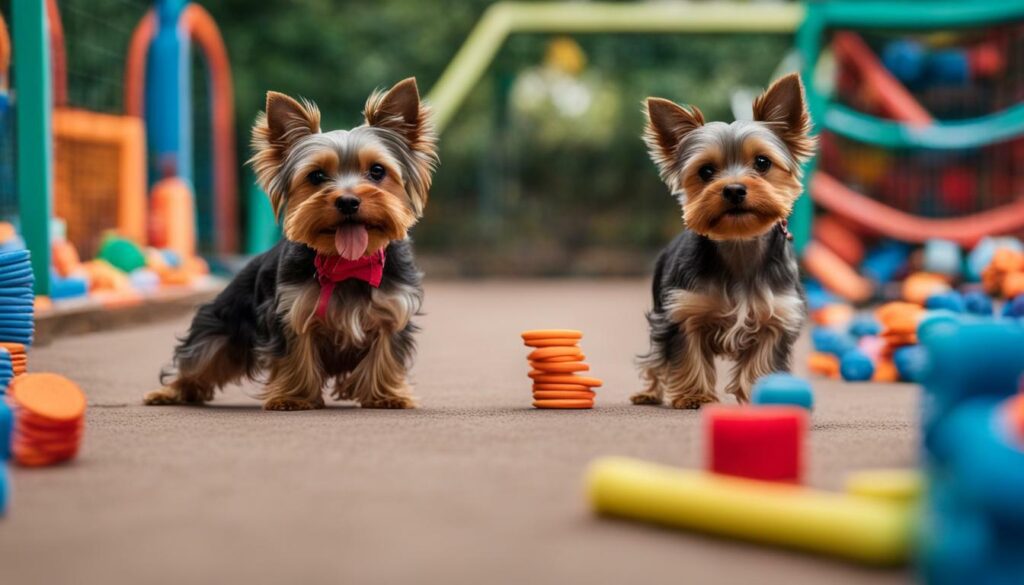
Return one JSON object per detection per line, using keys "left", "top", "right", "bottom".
{"left": 335, "top": 196, "right": 361, "bottom": 215}
{"left": 722, "top": 184, "right": 747, "bottom": 206}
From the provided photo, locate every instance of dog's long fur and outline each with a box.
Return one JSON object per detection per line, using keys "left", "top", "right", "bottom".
{"left": 633, "top": 74, "right": 813, "bottom": 408}
{"left": 146, "top": 78, "right": 437, "bottom": 410}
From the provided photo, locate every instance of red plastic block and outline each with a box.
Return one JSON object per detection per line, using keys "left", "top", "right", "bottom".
{"left": 705, "top": 406, "right": 807, "bottom": 484}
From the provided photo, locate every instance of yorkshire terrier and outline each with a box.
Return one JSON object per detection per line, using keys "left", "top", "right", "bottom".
{"left": 145, "top": 78, "right": 438, "bottom": 410}
{"left": 632, "top": 73, "right": 814, "bottom": 409}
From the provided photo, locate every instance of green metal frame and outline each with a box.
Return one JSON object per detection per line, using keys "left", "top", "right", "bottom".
{"left": 793, "top": 0, "right": 1024, "bottom": 252}
{"left": 12, "top": 0, "right": 52, "bottom": 295}
{"left": 426, "top": 1, "right": 805, "bottom": 132}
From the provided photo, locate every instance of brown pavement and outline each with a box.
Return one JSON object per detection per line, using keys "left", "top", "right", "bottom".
{"left": 0, "top": 279, "right": 916, "bottom": 585}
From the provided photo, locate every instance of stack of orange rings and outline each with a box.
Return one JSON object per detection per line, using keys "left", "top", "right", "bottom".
{"left": 8, "top": 373, "right": 86, "bottom": 467}
{"left": 521, "top": 329, "right": 602, "bottom": 409}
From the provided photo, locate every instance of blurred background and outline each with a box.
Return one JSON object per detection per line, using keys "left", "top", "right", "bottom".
{"left": 0, "top": 0, "right": 1021, "bottom": 306}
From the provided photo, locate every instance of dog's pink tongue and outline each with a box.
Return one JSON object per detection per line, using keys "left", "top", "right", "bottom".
{"left": 335, "top": 224, "right": 368, "bottom": 260}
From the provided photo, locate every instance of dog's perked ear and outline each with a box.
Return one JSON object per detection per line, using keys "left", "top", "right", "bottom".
{"left": 643, "top": 98, "right": 705, "bottom": 185}
{"left": 363, "top": 78, "right": 439, "bottom": 217}
{"left": 752, "top": 73, "right": 814, "bottom": 163}
{"left": 249, "top": 91, "right": 322, "bottom": 217}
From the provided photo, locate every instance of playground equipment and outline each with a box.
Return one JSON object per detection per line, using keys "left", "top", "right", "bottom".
{"left": 798, "top": 2, "right": 1024, "bottom": 301}
{"left": 125, "top": 0, "right": 238, "bottom": 255}
{"left": 3, "top": 0, "right": 234, "bottom": 297}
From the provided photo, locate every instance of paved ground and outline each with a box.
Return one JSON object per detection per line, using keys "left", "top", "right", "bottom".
{"left": 1, "top": 280, "right": 917, "bottom": 585}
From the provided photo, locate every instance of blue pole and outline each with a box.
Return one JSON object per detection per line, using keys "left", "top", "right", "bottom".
{"left": 145, "top": 0, "right": 191, "bottom": 183}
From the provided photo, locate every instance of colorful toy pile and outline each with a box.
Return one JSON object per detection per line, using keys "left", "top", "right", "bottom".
{"left": 806, "top": 236, "right": 1024, "bottom": 384}
{"left": 0, "top": 249, "right": 35, "bottom": 346}
{"left": 46, "top": 226, "right": 209, "bottom": 308}
{"left": 586, "top": 374, "right": 917, "bottom": 566}
{"left": 521, "top": 329, "right": 602, "bottom": 409}
{"left": 7, "top": 373, "right": 86, "bottom": 468}
{"left": 917, "top": 315, "right": 1024, "bottom": 584}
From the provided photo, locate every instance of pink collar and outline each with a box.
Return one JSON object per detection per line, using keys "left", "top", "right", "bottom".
{"left": 313, "top": 249, "right": 386, "bottom": 319}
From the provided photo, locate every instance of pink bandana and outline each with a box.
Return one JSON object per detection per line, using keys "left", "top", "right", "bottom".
{"left": 313, "top": 249, "right": 386, "bottom": 319}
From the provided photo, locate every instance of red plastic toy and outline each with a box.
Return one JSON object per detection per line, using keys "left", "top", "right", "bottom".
{"left": 705, "top": 406, "right": 807, "bottom": 484}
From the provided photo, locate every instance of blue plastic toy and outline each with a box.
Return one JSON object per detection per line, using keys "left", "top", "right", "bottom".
{"left": 861, "top": 241, "right": 911, "bottom": 284}
{"left": 751, "top": 373, "right": 814, "bottom": 410}
{"left": 848, "top": 314, "right": 882, "bottom": 337}
{"left": 924, "top": 291, "right": 965, "bottom": 313}
{"left": 892, "top": 345, "right": 927, "bottom": 383}
{"left": 882, "top": 40, "right": 926, "bottom": 87}
{"left": 962, "top": 291, "right": 993, "bottom": 316}
{"left": 49, "top": 273, "right": 89, "bottom": 300}
{"left": 0, "top": 463, "right": 8, "bottom": 517}
{"left": 0, "top": 401, "right": 10, "bottom": 461}
{"left": 917, "top": 316, "right": 1024, "bottom": 585}
{"left": 840, "top": 349, "right": 874, "bottom": 382}
{"left": 1004, "top": 296, "right": 1024, "bottom": 319}
{"left": 812, "top": 327, "right": 858, "bottom": 357}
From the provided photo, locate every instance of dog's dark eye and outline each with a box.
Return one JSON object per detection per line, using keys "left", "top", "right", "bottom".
{"left": 368, "top": 164, "right": 386, "bottom": 182}
{"left": 307, "top": 170, "right": 328, "bottom": 185}
{"left": 753, "top": 155, "right": 772, "bottom": 173}
{"left": 698, "top": 165, "right": 715, "bottom": 182}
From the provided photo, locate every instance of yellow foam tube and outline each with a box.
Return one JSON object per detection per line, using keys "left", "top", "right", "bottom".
{"left": 586, "top": 457, "right": 913, "bottom": 566}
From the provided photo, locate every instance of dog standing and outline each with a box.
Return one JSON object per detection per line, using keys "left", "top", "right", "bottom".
{"left": 145, "top": 78, "right": 438, "bottom": 410}
{"left": 633, "top": 73, "right": 814, "bottom": 409}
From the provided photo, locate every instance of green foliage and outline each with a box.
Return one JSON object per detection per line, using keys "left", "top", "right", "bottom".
{"left": 13, "top": 0, "right": 793, "bottom": 274}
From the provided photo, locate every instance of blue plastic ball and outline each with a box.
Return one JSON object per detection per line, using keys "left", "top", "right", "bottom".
{"left": 963, "top": 291, "right": 994, "bottom": 316}
{"left": 848, "top": 314, "right": 882, "bottom": 338}
{"left": 883, "top": 40, "right": 926, "bottom": 86}
{"left": 751, "top": 373, "right": 814, "bottom": 410}
{"left": 928, "top": 50, "right": 970, "bottom": 85}
{"left": 840, "top": 349, "right": 875, "bottom": 382}
{"left": 812, "top": 327, "right": 858, "bottom": 357}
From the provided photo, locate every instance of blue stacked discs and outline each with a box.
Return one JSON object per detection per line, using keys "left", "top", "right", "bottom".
{"left": 0, "top": 249, "right": 35, "bottom": 346}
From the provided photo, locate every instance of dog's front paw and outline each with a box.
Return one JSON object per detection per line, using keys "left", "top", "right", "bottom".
{"left": 144, "top": 387, "right": 184, "bottom": 406}
{"left": 630, "top": 390, "right": 663, "bottom": 406}
{"left": 670, "top": 395, "right": 718, "bottom": 410}
{"left": 360, "top": 395, "right": 416, "bottom": 409}
{"left": 263, "top": 396, "right": 324, "bottom": 411}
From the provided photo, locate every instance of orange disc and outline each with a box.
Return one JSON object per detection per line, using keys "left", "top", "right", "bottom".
{"left": 528, "top": 346, "right": 583, "bottom": 360}
{"left": 0, "top": 342, "right": 25, "bottom": 354}
{"left": 529, "top": 374, "right": 603, "bottom": 387}
{"left": 533, "top": 399, "right": 593, "bottom": 409}
{"left": 11, "top": 373, "right": 86, "bottom": 423}
{"left": 528, "top": 361, "right": 589, "bottom": 373}
{"left": 523, "top": 338, "right": 580, "bottom": 348}
{"left": 533, "top": 383, "right": 592, "bottom": 392}
{"left": 533, "top": 390, "right": 595, "bottom": 400}
{"left": 533, "top": 355, "right": 584, "bottom": 363}
{"left": 521, "top": 329, "right": 582, "bottom": 341}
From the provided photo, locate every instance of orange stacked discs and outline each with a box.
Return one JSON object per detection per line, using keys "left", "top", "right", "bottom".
{"left": 521, "top": 329, "right": 602, "bottom": 409}
{"left": 0, "top": 343, "right": 27, "bottom": 376}
{"left": 8, "top": 373, "right": 86, "bottom": 467}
